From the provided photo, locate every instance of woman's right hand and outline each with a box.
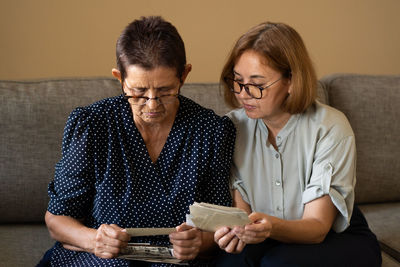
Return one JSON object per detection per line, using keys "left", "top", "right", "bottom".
{"left": 214, "top": 226, "right": 246, "bottom": 254}
{"left": 92, "top": 224, "right": 131, "bottom": 259}
{"left": 232, "top": 212, "right": 272, "bottom": 244}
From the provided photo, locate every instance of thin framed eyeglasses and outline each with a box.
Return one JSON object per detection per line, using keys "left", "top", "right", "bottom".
{"left": 121, "top": 81, "right": 179, "bottom": 106}
{"left": 224, "top": 77, "right": 282, "bottom": 99}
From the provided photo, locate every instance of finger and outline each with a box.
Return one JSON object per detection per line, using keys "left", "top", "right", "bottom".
{"left": 108, "top": 224, "right": 131, "bottom": 242}
{"left": 236, "top": 239, "right": 246, "bottom": 253}
{"left": 96, "top": 251, "right": 114, "bottom": 259}
{"left": 214, "top": 227, "right": 230, "bottom": 242}
{"left": 239, "top": 231, "right": 267, "bottom": 244}
{"left": 175, "top": 222, "right": 194, "bottom": 232}
{"left": 170, "top": 230, "right": 201, "bottom": 248}
{"left": 96, "top": 226, "right": 128, "bottom": 249}
{"left": 248, "top": 212, "right": 269, "bottom": 224}
{"left": 95, "top": 235, "right": 125, "bottom": 252}
{"left": 172, "top": 233, "right": 201, "bottom": 260}
{"left": 232, "top": 226, "right": 245, "bottom": 235}
{"left": 224, "top": 236, "right": 239, "bottom": 253}
{"left": 170, "top": 227, "right": 199, "bottom": 241}
{"left": 216, "top": 229, "right": 236, "bottom": 249}
{"left": 172, "top": 245, "right": 199, "bottom": 260}
{"left": 94, "top": 243, "right": 121, "bottom": 258}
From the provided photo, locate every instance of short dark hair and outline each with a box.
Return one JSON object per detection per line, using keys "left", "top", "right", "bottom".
{"left": 116, "top": 16, "right": 186, "bottom": 82}
{"left": 221, "top": 22, "right": 317, "bottom": 114}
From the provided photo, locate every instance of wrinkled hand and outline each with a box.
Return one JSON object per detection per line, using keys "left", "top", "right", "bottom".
{"left": 214, "top": 226, "right": 246, "bottom": 254}
{"left": 233, "top": 212, "right": 272, "bottom": 244}
{"left": 169, "top": 223, "right": 202, "bottom": 260}
{"left": 93, "top": 224, "right": 131, "bottom": 259}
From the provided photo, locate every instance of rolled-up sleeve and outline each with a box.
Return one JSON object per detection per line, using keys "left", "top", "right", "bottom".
{"left": 230, "top": 163, "right": 251, "bottom": 204}
{"left": 302, "top": 135, "right": 356, "bottom": 232}
{"left": 47, "top": 108, "right": 95, "bottom": 218}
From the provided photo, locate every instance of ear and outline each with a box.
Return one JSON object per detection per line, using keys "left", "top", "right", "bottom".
{"left": 286, "top": 77, "right": 292, "bottom": 94}
{"left": 180, "top": 64, "right": 192, "bottom": 84}
{"left": 112, "top": 68, "right": 122, "bottom": 83}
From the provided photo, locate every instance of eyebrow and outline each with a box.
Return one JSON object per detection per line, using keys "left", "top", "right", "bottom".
{"left": 125, "top": 82, "right": 176, "bottom": 90}
{"left": 233, "top": 70, "right": 266, "bottom": 79}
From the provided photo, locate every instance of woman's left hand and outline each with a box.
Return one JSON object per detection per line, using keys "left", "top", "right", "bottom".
{"left": 169, "top": 223, "right": 202, "bottom": 260}
{"left": 233, "top": 212, "right": 272, "bottom": 244}
{"left": 214, "top": 226, "right": 246, "bottom": 254}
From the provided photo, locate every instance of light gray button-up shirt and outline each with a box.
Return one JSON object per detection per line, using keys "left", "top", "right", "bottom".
{"left": 227, "top": 101, "right": 356, "bottom": 232}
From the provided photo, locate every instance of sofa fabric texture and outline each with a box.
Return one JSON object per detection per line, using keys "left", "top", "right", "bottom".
{"left": 320, "top": 74, "right": 400, "bottom": 204}
{"left": 0, "top": 74, "right": 399, "bottom": 266}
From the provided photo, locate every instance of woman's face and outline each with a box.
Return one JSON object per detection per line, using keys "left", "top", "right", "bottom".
{"left": 233, "top": 50, "right": 291, "bottom": 123}
{"left": 122, "top": 65, "right": 182, "bottom": 126}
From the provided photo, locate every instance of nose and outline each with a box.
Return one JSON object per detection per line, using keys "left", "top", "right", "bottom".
{"left": 145, "top": 90, "right": 160, "bottom": 109}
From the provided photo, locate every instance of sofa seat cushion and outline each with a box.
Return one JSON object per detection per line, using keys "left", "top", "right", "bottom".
{"left": 359, "top": 202, "right": 400, "bottom": 262}
{"left": 0, "top": 223, "right": 54, "bottom": 266}
{"left": 382, "top": 252, "right": 400, "bottom": 267}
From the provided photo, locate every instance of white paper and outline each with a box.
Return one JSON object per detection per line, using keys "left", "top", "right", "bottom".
{"left": 187, "top": 202, "right": 251, "bottom": 232}
{"left": 118, "top": 243, "right": 188, "bottom": 265}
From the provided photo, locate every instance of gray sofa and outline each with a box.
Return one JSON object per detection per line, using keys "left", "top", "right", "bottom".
{"left": 1, "top": 74, "right": 399, "bottom": 266}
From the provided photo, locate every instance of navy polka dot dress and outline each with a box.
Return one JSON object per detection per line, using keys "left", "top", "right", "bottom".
{"left": 47, "top": 95, "right": 235, "bottom": 266}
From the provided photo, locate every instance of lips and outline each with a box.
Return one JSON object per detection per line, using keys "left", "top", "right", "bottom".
{"left": 141, "top": 110, "right": 163, "bottom": 117}
{"left": 242, "top": 103, "right": 256, "bottom": 111}
{"left": 145, "top": 112, "right": 161, "bottom": 117}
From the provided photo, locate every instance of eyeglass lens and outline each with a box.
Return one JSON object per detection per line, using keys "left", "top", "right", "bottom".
{"left": 127, "top": 95, "right": 178, "bottom": 106}
{"left": 233, "top": 82, "right": 262, "bottom": 99}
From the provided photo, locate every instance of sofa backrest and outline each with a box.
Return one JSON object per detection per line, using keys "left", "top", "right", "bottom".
{"left": 0, "top": 78, "right": 120, "bottom": 223}
{"left": 1, "top": 74, "right": 398, "bottom": 223}
{"left": 320, "top": 74, "right": 400, "bottom": 204}
{"left": 0, "top": 78, "right": 234, "bottom": 223}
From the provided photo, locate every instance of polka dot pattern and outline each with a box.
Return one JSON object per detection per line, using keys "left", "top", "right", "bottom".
{"left": 47, "top": 95, "right": 235, "bottom": 266}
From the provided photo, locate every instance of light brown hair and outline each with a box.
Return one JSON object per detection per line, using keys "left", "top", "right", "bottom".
{"left": 221, "top": 22, "right": 317, "bottom": 113}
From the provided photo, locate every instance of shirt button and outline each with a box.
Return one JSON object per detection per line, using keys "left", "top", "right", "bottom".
{"left": 325, "top": 164, "right": 332, "bottom": 171}
{"left": 276, "top": 206, "right": 281, "bottom": 211}
{"left": 277, "top": 136, "right": 281, "bottom": 140}
{"left": 275, "top": 180, "right": 281, "bottom": 186}
{"left": 275, "top": 153, "right": 279, "bottom": 158}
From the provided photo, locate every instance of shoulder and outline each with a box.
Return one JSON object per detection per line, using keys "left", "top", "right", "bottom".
{"left": 85, "top": 95, "right": 124, "bottom": 117}
{"left": 70, "top": 95, "right": 123, "bottom": 119}
{"left": 226, "top": 108, "right": 257, "bottom": 135}
{"left": 179, "top": 96, "right": 235, "bottom": 131}
{"left": 65, "top": 95, "right": 124, "bottom": 131}
{"left": 301, "top": 101, "right": 355, "bottom": 142}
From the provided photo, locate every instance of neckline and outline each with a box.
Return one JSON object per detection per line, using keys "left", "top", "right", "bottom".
{"left": 122, "top": 95, "right": 185, "bottom": 166}
{"left": 258, "top": 113, "right": 300, "bottom": 143}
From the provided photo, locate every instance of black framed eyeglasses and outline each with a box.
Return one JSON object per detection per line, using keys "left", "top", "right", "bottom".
{"left": 121, "top": 81, "right": 179, "bottom": 106}
{"left": 224, "top": 77, "right": 282, "bottom": 99}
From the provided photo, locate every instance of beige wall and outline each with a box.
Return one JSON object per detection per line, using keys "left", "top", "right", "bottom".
{"left": 1, "top": 0, "right": 399, "bottom": 82}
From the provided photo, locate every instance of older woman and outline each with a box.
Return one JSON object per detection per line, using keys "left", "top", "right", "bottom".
{"left": 42, "top": 16, "right": 235, "bottom": 266}
{"left": 214, "top": 22, "right": 381, "bottom": 266}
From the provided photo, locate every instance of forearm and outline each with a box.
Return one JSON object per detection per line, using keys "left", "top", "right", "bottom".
{"left": 45, "top": 211, "right": 96, "bottom": 253}
{"left": 268, "top": 195, "right": 337, "bottom": 244}
{"left": 268, "top": 216, "right": 330, "bottom": 244}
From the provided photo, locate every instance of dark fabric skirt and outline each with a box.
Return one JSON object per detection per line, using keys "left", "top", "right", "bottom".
{"left": 214, "top": 205, "right": 382, "bottom": 267}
